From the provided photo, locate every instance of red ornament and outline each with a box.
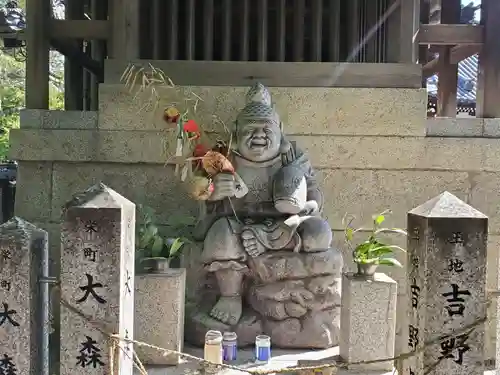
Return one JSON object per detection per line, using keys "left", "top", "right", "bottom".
{"left": 183, "top": 120, "right": 200, "bottom": 133}
{"left": 193, "top": 144, "right": 208, "bottom": 157}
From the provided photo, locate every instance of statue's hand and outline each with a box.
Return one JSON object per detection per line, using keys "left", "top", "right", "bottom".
{"left": 241, "top": 229, "right": 267, "bottom": 257}
{"left": 209, "top": 173, "right": 237, "bottom": 201}
{"left": 301, "top": 200, "right": 320, "bottom": 215}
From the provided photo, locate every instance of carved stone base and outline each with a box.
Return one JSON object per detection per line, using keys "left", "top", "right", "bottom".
{"left": 186, "top": 307, "right": 262, "bottom": 347}
{"left": 185, "top": 303, "right": 340, "bottom": 349}
{"left": 185, "top": 248, "right": 343, "bottom": 349}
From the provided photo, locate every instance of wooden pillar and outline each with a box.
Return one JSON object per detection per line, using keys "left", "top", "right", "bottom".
{"left": 436, "top": 0, "right": 461, "bottom": 117}
{"left": 90, "top": 0, "right": 107, "bottom": 111}
{"left": 327, "top": 0, "right": 340, "bottom": 62}
{"left": 64, "top": 0, "right": 84, "bottom": 110}
{"left": 83, "top": 42, "right": 91, "bottom": 111}
{"left": 399, "top": 0, "right": 420, "bottom": 63}
{"left": 386, "top": 0, "right": 401, "bottom": 63}
{"left": 347, "top": 0, "right": 360, "bottom": 62}
{"left": 25, "top": 0, "right": 50, "bottom": 109}
{"left": 108, "top": 0, "right": 140, "bottom": 59}
{"left": 418, "top": 0, "right": 430, "bottom": 86}
{"left": 476, "top": 0, "right": 500, "bottom": 118}
{"left": 293, "top": 0, "right": 305, "bottom": 62}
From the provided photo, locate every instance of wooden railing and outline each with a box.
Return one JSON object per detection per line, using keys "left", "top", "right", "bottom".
{"left": 418, "top": 0, "right": 500, "bottom": 118}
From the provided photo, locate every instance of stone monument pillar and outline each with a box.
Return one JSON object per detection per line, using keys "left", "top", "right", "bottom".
{"left": 404, "top": 191, "right": 487, "bottom": 375}
{"left": 60, "top": 183, "right": 135, "bottom": 375}
{"left": 0, "top": 218, "right": 48, "bottom": 375}
{"left": 340, "top": 272, "right": 397, "bottom": 371}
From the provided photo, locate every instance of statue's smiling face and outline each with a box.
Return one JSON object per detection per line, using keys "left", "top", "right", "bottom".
{"left": 237, "top": 121, "right": 281, "bottom": 162}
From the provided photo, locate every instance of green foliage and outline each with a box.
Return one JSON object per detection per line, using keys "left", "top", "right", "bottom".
{"left": 0, "top": 47, "right": 64, "bottom": 160}
{"left": 0, "top": 49, "right": 24, "bottom": 160}
{"left": 135, "top": 204, "right": 195, "bottom": 263}
{"left": 343, "top": 209, "right": 407, "bottom": 267}
{"left": 0, "top": 0, "right": 64, "bottom": 159}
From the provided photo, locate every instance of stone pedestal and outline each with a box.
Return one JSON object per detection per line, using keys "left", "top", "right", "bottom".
{"left": 134, "top": 269, "right": 186, "bottom": 365}
{"left": 186, "top": 248, "right": 343, "bottom": 348}
{"left": 339, "top": 272, "right": 397, "bottom": 371}
{"left": 0, "top": 218, "right": 48, "bottom": 375}
{"left": 60, "top": 183, "right": 135, "bottom": 375}
{"left": 405, "top": 192, "right": 487, "bottom": 375}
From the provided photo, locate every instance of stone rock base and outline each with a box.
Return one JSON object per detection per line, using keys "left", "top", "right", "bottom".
{"left": 185, "top": 304, "right": 340, "bottom": 348}
{"left": 185, "top": 248, "right": 343, "bottom": 349}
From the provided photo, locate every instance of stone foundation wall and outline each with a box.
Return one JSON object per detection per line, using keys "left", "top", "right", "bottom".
{"left": 10, "top": 81, "right": 500, "bottom": 361}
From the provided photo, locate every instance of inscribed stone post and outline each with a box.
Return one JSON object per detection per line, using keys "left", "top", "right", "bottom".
{"left": 0, "top": 217, "right": 48, "bottom": 375}
{"left": 404, "top": 192, "right": 487, "bottom": 375}
{"left": 60, "top": 183, "right": 135, "bottom": 375}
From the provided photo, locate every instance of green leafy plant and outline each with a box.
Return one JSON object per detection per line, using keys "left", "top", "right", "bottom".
{"left": 343, "top": 209, "right": 407, "bottom": 267}
{"left": 135, "top": 204, "right": 190, "bottom": 264}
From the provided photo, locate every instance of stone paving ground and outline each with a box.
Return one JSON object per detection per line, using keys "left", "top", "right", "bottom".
{"left": 139, "top": 346, "right": 392, "bottom": 375}
{"left": 137, "top": 345, "right": 498, "bottom": 375}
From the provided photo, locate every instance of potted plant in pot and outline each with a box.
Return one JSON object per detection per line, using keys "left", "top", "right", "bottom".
{"left": 343, "top": 209, "right": 407, "bottom": 277}
{"left": 134, "top": 204, "right": 192, "bottom": 365}
{"left": 135, "top": 204, "right": 187, "bottom": 273}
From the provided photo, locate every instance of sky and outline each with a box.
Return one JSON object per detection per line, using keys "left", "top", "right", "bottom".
{"left": 464, "top": 0, "right": 481, "bottom": 20}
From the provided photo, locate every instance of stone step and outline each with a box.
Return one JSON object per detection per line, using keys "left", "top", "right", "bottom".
{"left": 427, "top": 117, "right": 500, "bottom": 138}
{"left": 11, "top": 158, "right": 500, "bottom": 234}
{"left": 10, "top": 128, "right": 500, "bottom": 172}
{"left": 19, "top": 109, "right": 98, "bottom": 130}
{"left": 97, "top": 83, "right": 427, "bottom": 136}
{"left": 105, "top": 60, "right": 423, "bottom": 88}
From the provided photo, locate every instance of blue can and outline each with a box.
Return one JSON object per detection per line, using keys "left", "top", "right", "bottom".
{"left": 222, "top": 332, "right": 238, "bottom": 362}
{"left": 255, "top": 335, "right": 271, "bottom": 363}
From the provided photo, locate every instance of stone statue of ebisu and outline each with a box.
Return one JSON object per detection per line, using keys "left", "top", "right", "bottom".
{"left": 186, "top": 83, "right": 343, "bottom": 348}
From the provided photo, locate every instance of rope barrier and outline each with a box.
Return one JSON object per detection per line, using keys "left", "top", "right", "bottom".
{"left": 56, "top": 288, "right": 490, "bottom": 375}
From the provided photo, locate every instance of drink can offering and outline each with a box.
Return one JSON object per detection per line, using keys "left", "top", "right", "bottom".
{"left": 255, "top": 335, "right": 271, "bottom": 363}
{"left": 222, "top": 332, "right": 238, "bottom": 362}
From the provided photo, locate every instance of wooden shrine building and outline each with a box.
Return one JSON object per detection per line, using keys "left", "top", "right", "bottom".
{"left": 11, "top": 0, "right": 500, "bottom": 118}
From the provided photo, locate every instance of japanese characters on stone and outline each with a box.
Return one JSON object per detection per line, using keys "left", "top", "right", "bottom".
{"left": 76, "top": 336, "right": 104, "bottom": 369}
{"left": 76, "top": 274, "right": 107, "bottom": 305}
{"left": 60, "top": 183, "right": 135, "bottom": 375}
{"left": 0, "top": 303, "right": 19, "bottom": 328}
{"left": 0, "top": 249, "right": 11, "bottom": 295}
{"left": 0, "top": 218, "right": 47, "bottom": 375}
{"left": 434, "top": 230, "right": 474, "bottom": 368}
{"left": 405, "top": 215, "right": 425, "bottom": 375}
{"left": 81, "top": 220, "right": 98, "bottom": 263}
{"left": 0, "top": 354, "right": 17, "bottom": 375}
{"left": 70, "top": 218, "right": 107, "bottom": 371}
{"left": 438, "top": 333, "right": 470, "bottom": 366}
{"left": 405, "top": 192, "right": 487, "bottom": 375}
{"left": 0, "top": 244, "right": 18, "bottom": 375}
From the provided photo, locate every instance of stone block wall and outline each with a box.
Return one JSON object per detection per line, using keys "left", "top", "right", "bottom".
{"left": 10, "top": 77, "right": 500, "bottom": 361}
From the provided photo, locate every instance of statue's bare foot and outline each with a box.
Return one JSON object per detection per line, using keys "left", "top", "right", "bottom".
{"left": 209, "top": 296, "right": 242, "bottom": 326}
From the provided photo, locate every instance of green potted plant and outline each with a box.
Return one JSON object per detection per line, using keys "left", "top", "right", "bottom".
{"left": 343, "top": 209, "right": 407, "bottom": 277}
{"left": 135, "top": 205, "right": 187, "bottom": 273}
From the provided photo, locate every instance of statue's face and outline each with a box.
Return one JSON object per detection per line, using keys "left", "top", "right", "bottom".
{"left": 237, "top": 121, "right": 281, "bottom": 162}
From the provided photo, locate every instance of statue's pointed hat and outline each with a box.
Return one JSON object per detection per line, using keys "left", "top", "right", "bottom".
{"left": 234, "top": 83, "right": 280, "bottom": 131}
